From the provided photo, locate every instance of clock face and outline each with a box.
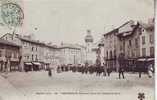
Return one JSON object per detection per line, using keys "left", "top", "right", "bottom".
{"left": 1, "top": 3, "right": 24, "bottom": 28}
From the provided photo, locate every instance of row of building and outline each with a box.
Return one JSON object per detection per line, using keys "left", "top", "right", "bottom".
{"left": 0, "top": 33, "right": 88, "bottom": 72}
{"left": 97, "top": 18, "right": 155, "bottom": 71}
{"left": 0, "top": 18, "right": 154, "bottom": 72}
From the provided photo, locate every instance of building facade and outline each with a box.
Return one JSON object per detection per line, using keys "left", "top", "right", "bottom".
{"left": 103, "top": 29, "right": 118, "bottom": 71}
{"left": 103, "top": 19, "right": 155, "bottom": 71}
{"left": 115, "top": 20, "right": 140, "bottom": 71}
{"left": 1, "top": 33, "right": 61, "bottom": 71}
{"left": 138, "top": 19, "right": 155, "bottom": 59}
{"left": 59, "top": 43, "right": 82, "bottom": 65}
{"left": 0, "top": 39, "right": 21, "bottom": 72}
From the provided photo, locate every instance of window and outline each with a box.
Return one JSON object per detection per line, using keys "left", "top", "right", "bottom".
{"left": 25, "top": 56, "right": 27, "bottom": 59}
{"left": 36, "top": 55, "right": 38, "bottom": 61}
{"left": 106, "top": 51, "right": 108, "bottom": 59}
{"left": 27, "top": 56, "right": 29, "bottom": 59}
{"left": 135, "top": 38, "right": 138, "bottom": 48}
{"left": 142, "top": 48, "right": 146, "bottom": 57}
{"left": 114, "top": 50, "right": 116, "bottom": 58}
{"left": 13, "top": 52, "right": 17, "bottom": 58}
{"left": 110, "top": 51, "right": 112, "bottom": 59}
{"left": 149, "top": 34, "right": 154, "bottom": 44}
{"left": 129, "top": 40, "right": 132, "bottom": 46}
{"left": 32, "top": 55, "right": 34, "bottom": 61}
{"left": 150, "top": 47, "right": 154, "bottom": 57}
{"left": 139, "top": 28, "right": 142, "bottom": 35}
{"left": 142, "top": 36, "right": 145, "bottom": 45}
{"left": 120, "top": 45, "right": 123, "bottom": 51}
{"left": 32, "top": 47, "right": 34, "bottom": 51}
{"left": 132, "top": 51, "right": 135, "bottom": 57}
{"left": 128, "top": 51, "right": 130, "bottom": 57}
{"left": 6, "top": 51, "right": 12, "bottom": 58}
{"left": 36, "top": 47, "right": 37, "bottom": 51}
{"left": 0, "top": 50, "right": 2, "bottom": 57}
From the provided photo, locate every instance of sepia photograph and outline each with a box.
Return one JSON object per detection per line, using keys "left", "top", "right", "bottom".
{"left": 0, "top": 0, "right": 155, "bottom": 100}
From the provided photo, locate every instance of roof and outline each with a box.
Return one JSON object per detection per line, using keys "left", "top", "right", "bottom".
{"left": 85, "top": 33, "right": 94, "bottom": 43}
{"left": 44, "top": 43, "right": 59, "bottom": 49}
{"left": 19, "top": 37, "right": 45, "bottom": 46}
{"left": 1, "top": 33, "right": 59, "bottom": 49}
{"left": 104, "top": 20, "right": 140, "bottom": 38}
{"left": 103, "top": 20, "right": 134, "bottom": 36}
{"left": 0, "top": 39, "right": 20, "bottom": 47}
{"left": 0, "top": 33, "right": 19, "bottom": 39}
{"left": 20, "top": 36, "right": 60, "bottom": 49}
{"left": 74, "top": 44, "right": 86, "bottom": 49}
{"left": 138, "top": 21, "right": 154, "bottom": 30}
{"left": 59, "top": 46, "right": 81, "bottom": 50}
{"left": 103, "top": 28, "right": 118, "bottom": 36}
{"left": 59, "top": 43, "right": 81, "bottom": 50}
{"left": 116, "top": 22, "right": 140, "bottom": 37}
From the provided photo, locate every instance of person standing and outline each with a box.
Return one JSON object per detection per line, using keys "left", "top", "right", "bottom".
{"left": 103, "top": 63, "right": 107, "bottom": 76}
{"left": 118, "top": 53, "right": 125, "bottom": 79}
{"left": 138, "top": 62, "right": 143, "bottom": 78}
{"left": 147, "top": 63, "right": 154, "bottom": 78}
{"left": 48, "top": 68, "right": 52, "bottom": 77}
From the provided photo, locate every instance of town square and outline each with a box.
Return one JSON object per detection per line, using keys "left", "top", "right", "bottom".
{"left": 0, "top": 0, "right": 155, "bottom": 100}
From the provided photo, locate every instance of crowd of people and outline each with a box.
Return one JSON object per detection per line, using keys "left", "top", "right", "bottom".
{"left": 54, "top": 63, "right": 154, "bottom": 79}
{"left": 47, "top": 53, "right": 154, "bottom": 79}
{"left": 57, "top": 64, "right": 112, "bottom": 76}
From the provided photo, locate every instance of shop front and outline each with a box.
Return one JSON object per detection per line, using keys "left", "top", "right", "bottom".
{"left": 24, "top": 62, "right": 33, "bottom": 72}
{"left": 125, "top": 58, "right": 136, "bottom": 72}
{"left": 10, "top": 61, "right": 20, "bottom": 71}
{"left": 135, "top": 57, "right": 154, "bottom": 72}
{"left": 32, "top": 62, "right": 41, "bottom": 71}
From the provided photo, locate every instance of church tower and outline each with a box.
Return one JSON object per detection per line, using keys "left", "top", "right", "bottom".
{"left": 84, "top": 30, "right": 94, "bottom": 64}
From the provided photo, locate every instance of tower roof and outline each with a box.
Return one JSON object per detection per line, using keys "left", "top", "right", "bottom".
{"left": 85, "top": 30, "right": 93, "bottom": 43}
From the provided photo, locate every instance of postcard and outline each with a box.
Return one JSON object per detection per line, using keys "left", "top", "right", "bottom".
{"left": 0, "top": 0, "right": 155, "bottom": 100}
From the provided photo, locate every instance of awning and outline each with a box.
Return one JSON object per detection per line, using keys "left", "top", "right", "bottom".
{"left": 32, "top": 62, "right": 41, "bottom": 65}
{"left": 137, "top": 58, "right": 154, "bottom": 61}
{"left": 25, "top": 62, "right": 32, "bottom": 65}
{"left": 137, "top": 58, "right": 146, "bottom": 61}
{"left": 147, "top": 58, "right": 154, "bottom": 61}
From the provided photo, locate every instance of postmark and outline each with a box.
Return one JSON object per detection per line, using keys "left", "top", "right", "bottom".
{"left": 1, "top": 2, "right": 24, "bottom": 29}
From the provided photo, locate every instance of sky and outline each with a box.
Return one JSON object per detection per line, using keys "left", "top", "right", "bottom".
{"left": 0, "top": 0, "right": 155, "bottom": 45}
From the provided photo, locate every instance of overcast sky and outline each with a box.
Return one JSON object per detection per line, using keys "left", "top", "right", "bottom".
{"left": 0, "top": 0, "right": 154, "bottom": 45}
